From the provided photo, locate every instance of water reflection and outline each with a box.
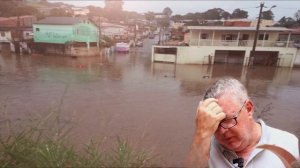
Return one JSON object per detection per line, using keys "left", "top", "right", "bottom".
{"left": 1, "top": 49, "right": 300, "bottom": 167}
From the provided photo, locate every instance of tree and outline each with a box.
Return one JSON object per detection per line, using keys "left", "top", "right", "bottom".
{"left": 163, "top": 7, "right": 172, "bottom": 17}
{"left": 221, "top": 11, "right": 231, "bottom": 20}
{"left": 145, "top": 11, "right": 155, "bottom": 22}
{"left": 88, "top": 6, "right": 103, "bottom": 16}
{"left": 0, "top": 1, "right": 38, "bottom": 17}
{"left": 172, "top": 14, "right": 183, "bottom": 22}
{"left": 104, "top": 0, "right": 124, "bottom": 21}
{"left": 276, "top": 16, "right": 297, "bottom": 28}
{"left": 203, "top": 8, "right": 230, "bottom": 20}
{"left": 105, "top": 0, "right": 123, "bottom": 11}
{"left": 50, "top": 8, "right": 72, "bottom": 17}
{"left": 261, "top": 10, "right": 274, "bottom": 20}
{"left": 231, "top": 8, "right": 248, "bottom": 19}
{"left": 294, "top": 10, "right": 300, "bottom": 22}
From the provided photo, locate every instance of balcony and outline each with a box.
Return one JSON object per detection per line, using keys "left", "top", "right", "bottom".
{"left": 189, "top": 39, "right": 295, "bottom": 48}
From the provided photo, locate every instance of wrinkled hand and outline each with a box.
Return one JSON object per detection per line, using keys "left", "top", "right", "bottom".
{"left": 187, "top": 98, "right": 226, "bottom": 167}
{"left": 195, "top": 98, "right": 226, "bottom": 139}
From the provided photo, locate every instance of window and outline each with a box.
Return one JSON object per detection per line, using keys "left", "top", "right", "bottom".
{"left": 265, "top": 34, "right": 269, "bottom": 40}
{"left": 242, "top": 34, "right": 249, "bottom": 40}
{"left": 222, "top": 34, "right": 237, "bottom": 41}
{"left": 1, "top": 31, "right": 5, "bottom": 37}
{"left": 201, "top": 33, "right": 208, "bottom": 39}
{"left": 36, "top": 28, "right": 40, "bottom": 32}
{"left": 258, "top": 34, "right": 269, "bottom": 40}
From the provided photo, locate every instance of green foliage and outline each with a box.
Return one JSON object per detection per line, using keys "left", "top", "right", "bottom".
{"left": 294, "top": 10, "right": 300, "bottom": 22}
{"left": 274, "top": 16, "right": 299, "bottom": 28}
{"left": 145, "top": 12, "right": 155, "bottom": 22}
{"left": 0, "top": 1, "right": 41, "bottom": 17}
{"left": 101, "top": 35, "right": 114, "bottom": 47}
{"left": 157, "top": 18, "right": 170, "bottom": 28}
{"left": 0, "top": 103, "right": 156, "bottom": 167}
{"left": 261, "top": 10, "right": 274, "bottom": 20}
{"left": 231, "top": 8, "right": 248, "bottom": 19}
{"left": 107, "top": 138, "right": 153, "bottom": 167}
{"left": 50, "top": 8, "right": 72, "bottom": 17}
{"left": 163, "top": 7, "right": 173, "bottom": 17}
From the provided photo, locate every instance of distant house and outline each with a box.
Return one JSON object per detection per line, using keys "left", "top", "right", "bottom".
{"left": 152, "top": 26, "right": 298, "bottom": 67}
{"left": 100, "top": 22, "right": 129, "bottom": 40}
{"left": 279, "top": 28, "right": 300, "bottom": 67}
{"left": 72, "top": 7, "right": 89, "bottom": 16}
{"left": 154, "top": 13, "right": 168, "bottom": 19}
{"left": 33, "top": 17, "right": 100, "bottom": 56}
{"left": 0, "top": 15, "right": 36, "bottom": 53}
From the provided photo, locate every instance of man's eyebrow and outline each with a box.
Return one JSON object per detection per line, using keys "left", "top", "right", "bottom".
{"left": 225, "top": 112, "right": 238, "bottom": 119}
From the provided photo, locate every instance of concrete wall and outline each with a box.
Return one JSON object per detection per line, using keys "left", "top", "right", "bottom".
{"left": 292, "top": 49, "right": 300, "bottom": 67}
{"left": 152, "top": 45, "right": 298, "bottom": 67}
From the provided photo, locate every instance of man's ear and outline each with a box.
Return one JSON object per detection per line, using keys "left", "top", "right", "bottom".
{"left": 245, "top": 100, "right": 254, "bottom": 116}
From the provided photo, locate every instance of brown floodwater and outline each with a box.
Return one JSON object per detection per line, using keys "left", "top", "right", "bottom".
{"left": 0, "top": 39, "right": 300, "bottom": 166}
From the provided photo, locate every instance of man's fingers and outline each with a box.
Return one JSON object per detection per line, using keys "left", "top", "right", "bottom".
{"left": 201, "top": 98, "right": 217, "bottom": 107}
{"left": 216, "top": 112, "right": 226, "bottom": 121}
{"left": 211, "top": 105, "right": 222, "bottom": 115}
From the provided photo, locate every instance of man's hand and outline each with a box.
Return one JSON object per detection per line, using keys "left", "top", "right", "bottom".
{"left": 195, "top": 98, "right": 226, "bottom": 138}
{"left": 187, "top": 98, "right": 226, "bottom": 167}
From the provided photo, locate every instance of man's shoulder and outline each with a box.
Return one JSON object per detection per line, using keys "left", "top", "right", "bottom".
{"left": 259, "top": 120, "right": 298, "bottom": 145}
{"left": 266, "top": 125, "right": 298, "bottom": 143}
{"left": 264, "top": 124, "right": 299, "bottom": 159}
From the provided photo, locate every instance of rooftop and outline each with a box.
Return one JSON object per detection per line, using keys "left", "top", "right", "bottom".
{"left": 34, "top": 17, "right": 88, "bottom": 25}
{"left": 187, "top": 26, "right": 293, "bottom": 32}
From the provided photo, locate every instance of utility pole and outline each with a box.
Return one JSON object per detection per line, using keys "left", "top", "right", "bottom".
{"left": 15, "top": 14, "right": 21, "bottom": 55}
{"left": 248, "top": 2, "right": 264, "bottom": 67}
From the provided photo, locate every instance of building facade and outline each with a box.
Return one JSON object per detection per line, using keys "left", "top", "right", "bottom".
{"left": 0, "top": 15, "right": 36, "bottom": 53}
{"left": 33, "top": 17, "right": 100, "bottom": 56}
{"left": 152, "top": 26, "right": 298, "bottom": 67}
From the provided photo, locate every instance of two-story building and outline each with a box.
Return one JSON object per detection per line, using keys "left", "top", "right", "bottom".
{"left": 33, "top": 17, "right": 100, "bottom": 56}
{"left": 100, "top": 22, "right": 129, "bottom": 40}
{"left": 0, "top": 15, "right": 36, "bottom": 53}
{"left": 152, "top": 26, "right": 298, "bottom": 67}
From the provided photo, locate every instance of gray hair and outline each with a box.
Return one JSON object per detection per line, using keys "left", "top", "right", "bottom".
{"left": 203, "top": 77, "right": 249, "bottom": 104}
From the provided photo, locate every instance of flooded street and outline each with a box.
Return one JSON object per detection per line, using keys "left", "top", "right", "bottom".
{"left": 1, "top": 38, "right": 300, "bottom": 166}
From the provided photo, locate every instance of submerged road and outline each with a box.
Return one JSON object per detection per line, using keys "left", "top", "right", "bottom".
{"left": 0, "top": 37, "right": 300, "bottom": 166}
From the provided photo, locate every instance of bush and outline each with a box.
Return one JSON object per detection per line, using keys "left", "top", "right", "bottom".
{"left": 0, "top": 103, "right": 157, "bottom": 167}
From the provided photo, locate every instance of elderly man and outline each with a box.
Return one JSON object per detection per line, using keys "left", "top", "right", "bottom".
{"left": 188, "top": 77, "right": 299, "bottom": 168}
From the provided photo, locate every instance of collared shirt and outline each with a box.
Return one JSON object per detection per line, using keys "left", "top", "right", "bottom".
{"left": 209, "top": 120, "right": 299, "bottom": 168}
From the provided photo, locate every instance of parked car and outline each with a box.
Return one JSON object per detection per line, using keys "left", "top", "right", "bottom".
{"left": 115, "top": 42, "right": 130, "bottom": 52}
{"left": 136, "top": 40, "right": 143, "bottom": 47}
{"left": 149, "top": 33, "right": 155, "bottom": 39}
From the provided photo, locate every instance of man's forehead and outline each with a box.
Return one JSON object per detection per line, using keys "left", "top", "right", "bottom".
{"left": 217, "top": 94, "right": 239, "bottom": 104}
{"left": 217, "top": 96, "right": 241, "bottom": 114}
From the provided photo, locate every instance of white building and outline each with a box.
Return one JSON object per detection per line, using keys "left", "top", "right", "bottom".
{"left": 72, "top": 7, "right": 89, "bottom": 16}
{"left": 100, "top": 22, "right": 128, "bottom": 39}
{"left": 152, "top": 26, "right": 298, "bottom": 67}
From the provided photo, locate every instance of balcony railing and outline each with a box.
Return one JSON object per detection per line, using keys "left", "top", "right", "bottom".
{"left": 190, "top": 39, "right": 295, "bottom": 48}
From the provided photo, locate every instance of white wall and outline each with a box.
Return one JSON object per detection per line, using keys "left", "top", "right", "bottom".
{"left": 152, "top": 45, "right": 298, "bottom": 67}
{"left": 102, "top": 27, "right": 127, "bottom": 38}
{"left": 0, "top": 31, "right": 12, "bottom": 42}
{"left": 292, "top": 49, "right": 300, "bottom": 67}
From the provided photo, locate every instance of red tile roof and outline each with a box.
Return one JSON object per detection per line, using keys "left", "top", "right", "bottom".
{"left": 0, "top": 15, "right": 36, "bottom": 28}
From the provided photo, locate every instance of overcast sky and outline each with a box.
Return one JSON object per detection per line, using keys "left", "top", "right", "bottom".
{"left": 50, "top": 1, "right": 300, "bottom": 21}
